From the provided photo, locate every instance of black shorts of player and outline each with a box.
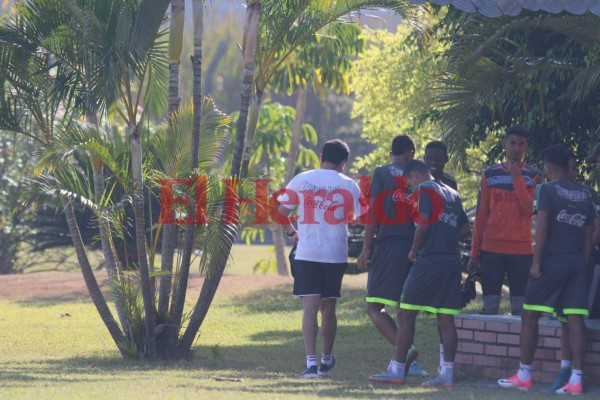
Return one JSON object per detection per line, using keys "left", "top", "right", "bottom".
{"left": 293, "top": 260, "right": 348, "bottom": 299}
{"left": 523, "top": 255, "right": 590, "bottom": 318}
{"left": 366, "top": 239, "right": 413, "bottom": 307}
{"left": 480, "top": 251, "right": 531, "bottom": 297}
{"left": 399, "top": 257, "right": 462, "bottom": 315}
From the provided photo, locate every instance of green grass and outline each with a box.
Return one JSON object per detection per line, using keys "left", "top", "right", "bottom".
{"left": 0, "top": 267, "right": 559, "bottom": 400}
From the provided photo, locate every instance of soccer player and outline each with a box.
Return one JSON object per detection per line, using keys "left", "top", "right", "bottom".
{"left": 549, "top": 152, "right": 600, "bottom": 391}
{"left": 369, "top": 160, "right": 470, "bottom": 387}
{"left": 498, "top": 145, "right": 596, "bottom": 395}
{"left": 468, "top": 126, "right": 543, "bottom": 315}
{"left": 277, "top": 139, "right": 366, "bottom": 378}
{"left": 424, "top": 140, "right": 458, "bottom": 190}
{"left": 356, "top": 134, "right": 420, "bottom": 375}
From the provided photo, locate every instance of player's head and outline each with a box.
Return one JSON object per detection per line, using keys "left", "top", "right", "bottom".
{"left": 424, "top": 141, "right": 449, "bottom": 179}
{"left": 390, "top": 134, "right": 415, "bottom": 161}
{"left": 503, "top": 125, "right": 528, "bottom": 163}
{"left": 585, "top": 143, "right": 600, "bottom": 171}
{"left": 321, "top": 139, "right": 350, "bottom": 171}
{"left": 541, "top": 145, "right": 570, "bottom": 180}
{"left": 403, "top": 159, "right": 432, "bottom": 188}
{"left": 568, "top": 153, "right": 577, "bottom": 181}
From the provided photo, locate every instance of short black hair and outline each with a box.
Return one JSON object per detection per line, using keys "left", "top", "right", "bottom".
{"left": 391, "top": 134, "right": 416, "bottom": 156}
{"left": 403, "top": 159, "right": 430, "bottom": 176}
{"left": 541, "top": 144, "right": 570, "bottom": 171}
{"left": 425, "top": 141, "right": 448, "bottom": 156}
{"left": 505, "top": 125, "right": 527, "bottom": 139}
{"left": 322, "top": 139, "right": 350, "bottom": 166}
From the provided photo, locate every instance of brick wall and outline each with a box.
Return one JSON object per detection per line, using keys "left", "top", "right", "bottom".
{"left": 455, "top": 314, "right": 600, "bottom": 384}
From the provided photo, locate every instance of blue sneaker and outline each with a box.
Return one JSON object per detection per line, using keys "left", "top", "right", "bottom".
{"left": 408, "top": 362, "right": 429, "bottom": 377}
{"left": 548, "top": 367, "right": 571, "bottom": 392}
{"left": 422, "top": 373, "right": 453, "bottom": 388}
{"left": 405, "top": 347, "right": 419, "bottom": 377}
{"left": 318, "top": 356, "right": 336, "bottom": 377}
{"left": 299, "top": 365, "right": 318, "bottom": 378}
{"left": 369, "top": 367, "right": 406, "bottom": 385}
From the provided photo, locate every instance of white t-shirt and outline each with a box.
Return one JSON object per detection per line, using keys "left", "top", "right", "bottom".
{"left": 278, "top": 169, "right": 367, "bottom": 263}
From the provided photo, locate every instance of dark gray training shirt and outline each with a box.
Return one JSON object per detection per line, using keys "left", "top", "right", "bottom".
{"left": 535, "top": 178, "right": 598, "bottom": 260}
{"left": 412, "top": 179, "right": 468, "bottom": 264}
{"left": 369, "top": 163, "right": 415, "bottom": 242}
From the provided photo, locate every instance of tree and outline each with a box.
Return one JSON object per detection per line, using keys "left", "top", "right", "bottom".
{"left": 435, "top": 11, "right": 600, "bottom": 171}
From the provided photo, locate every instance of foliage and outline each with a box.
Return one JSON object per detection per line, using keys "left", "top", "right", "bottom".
{"left": 435, "top": 11, "right": 600, "bottom": 180}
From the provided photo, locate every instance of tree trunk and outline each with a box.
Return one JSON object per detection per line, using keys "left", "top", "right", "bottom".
{"left": 231, "top": 1, "right": 260, "bottom": 178}
{"left": 271, "top": 223, "right": 288, "bottom": 276}
{"left": 167, "top": 0, "right": 203, "bottom": 357}
{"left": 240, "top": 88, "right": 263, "bottom": 178}
{"left": 285, "top": 86, "right": 307, "bottom": 184}
{"left": 130, "top": 123, "right": 157, "bottom": 358}
{"left": 177, "top": 0, "right": 261, "bottom": 358}
{"left": 62, "top": 195, "right": 125, "bottom": 354}
{"left": 158, "top": 0, "right": 185, "bottom": 320}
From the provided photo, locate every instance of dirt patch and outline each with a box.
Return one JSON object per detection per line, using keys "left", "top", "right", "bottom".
{"left": 0, "top": 271, "right": 294, "bottom": 302}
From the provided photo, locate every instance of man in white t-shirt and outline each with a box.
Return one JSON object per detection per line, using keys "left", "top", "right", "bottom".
{"left": 277, "top": 139, "right": 366, "bottom": 378}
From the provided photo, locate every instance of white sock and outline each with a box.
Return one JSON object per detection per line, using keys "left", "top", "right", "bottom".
{"left": 390, "top": 360, "right": 405, "bottom": 376}
{"left": 517, "top": 363, "right": 532, "bottom": 382}
{"left": 439, "top": 343, "right": 445, "bottom": 368}
{"left": 321, "top": 354, "right": 332, "bottom": 366}
{"left": 306, "top": 355, "right": 317, "bottom": 368}
{"left": 441, "top": 361, "right": 454, "bottom": 378}
{"left": 569, "top": 369, "right": 583, "bottom": 385}
{"left": 561, "top": 360, "right": 573, "bottom": 369}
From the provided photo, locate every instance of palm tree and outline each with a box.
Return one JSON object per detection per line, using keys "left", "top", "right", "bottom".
{"left": 178, "top": 0, "right": 429, "bottom": 357}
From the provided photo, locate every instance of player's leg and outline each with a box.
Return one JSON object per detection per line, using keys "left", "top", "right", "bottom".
{"left": 506, "top": 254, "right": 531, "bottom": 316}
{"left": 548, "top": 322, "right": 572, "bottom": 392}
{"left": 479, "top": 251, "right": 505, "bottom": 315}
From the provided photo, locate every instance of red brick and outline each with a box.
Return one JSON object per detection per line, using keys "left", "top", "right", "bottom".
{"left": 454, "top": 318, "right": 463, "bottom": 328}
{"left": 473, "top": 354, "right": 495, "bottom": 366}
{"left": 497, "top": 357, "right": 519, "bottom": 369}
{"left": 532, "top": 371, "right": 555, "bottom": 384}
{"left": 543, "top": 337, "right": 561, "bottom": 349}
{"left": 508, "top": 347, "right": 521, "bottom": 358}
{"left": 483, "top": 367, "right": 502, "bottom": 378}
{"left": 486, "top": 321, "right": 510, "bottom": 333}
{"left": 497, "top": 333, "right": 520, "bottom": 345}
{"left": 474, "top": 331, "right": 497, "bottom": 343}
{"left": 586, "top": 353, "right": 600, "bottom": 365}
{"left": 485, "top": 344, "right": 507, "bottom": 357}
{"left": 539, "top": 326, "right": 556, "bottom": 336}
{"left": 455, "top": 353, "right": 473, "bottom": 364}
{"left": 457, "top": 329, "right": 473, "bottom": 340}
{"left": 534, "top": 348, "right": 558, "bottom": 361}
{"left": 588, "top": 329, "right": 600, "bottom": 340}
{"left": 462, "top": 319, "right": 486, "bottom": 330}
{"left": 532, "top": 360, "right": 543, "bottom": 371}
{"left": 591, "top": 341, "right": 600, "bottom": 352}
{"left": 542, "top": 361, "right": 561, "bottom": 373}
{"left": 460, "top": 342, "right": 484, "bottom": 354}
{"left": 509, "top": 323, "right": 522, "bottom": 334}
{"left": 587, "top": 364, "right": 600, "bottom": 379}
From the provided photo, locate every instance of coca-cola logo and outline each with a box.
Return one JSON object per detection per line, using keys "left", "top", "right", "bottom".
{"left": 556, "top": 210, "right": 586, "bottom": 227}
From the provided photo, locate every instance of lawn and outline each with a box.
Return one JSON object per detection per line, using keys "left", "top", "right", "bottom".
{"left": 0, "top": 245, "right": 565, "bottom": 399}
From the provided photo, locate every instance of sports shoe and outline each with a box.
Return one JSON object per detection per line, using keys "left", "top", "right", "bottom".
{"left": 405, "top": 347, "right": 419, "bottom": 377}
{"left": 422, "top": 373, "right": 453, "bottom": 388}
{"left": 318, "top": 356, "right": 336, "bottom": 377}
{"left": 408, "top": 362, "right": 429, "bottom": 377}
{"left": 556, "top": 382, "right": 583, "bottom": 395}
{"left": 299, "top": 365, "right": 319, "bottom": 378}
{"left": 498, "top": 374, "right": 533, "bottom": 391}
{"left": 548, "top": 367, "right": 571, "bottom": 392}
{"left": 369, "top": 367, "right": 405, "bottom": 384}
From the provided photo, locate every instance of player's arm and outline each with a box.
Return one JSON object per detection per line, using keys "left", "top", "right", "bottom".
{"left": 277, "top": 205, "right": 298, "bottom": 243}
{"left": 531, "top": 210, "right": 548, "bottom": 279}
{"left": 357, "top": 171, "right": 378, "bottom": 271}
{"left": 468, "top": 175, "right": 490, "bottom": 271}
{"left": 584, "top": 224, "right": 594, "bottom": 267}
{"left": 408, "top": 213, "right": 430, "bottom": 261}
{"left": 511, "top": 167, "right": 537, "bottom": 215}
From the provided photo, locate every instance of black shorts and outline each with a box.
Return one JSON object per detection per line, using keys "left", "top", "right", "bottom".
{"left": 366, "top": 239, "right": 413, "bottom": 306}
{"left": 524, "top": 256, "right": 590, "bottom": 317}
{"left": 399, "top": 258, "right": 462, "bottom": 315}
{"left": 293, "top": 260, "right": 347, "bottom": 299}
{"left": 480, "top": 251, "right": 531, "bottom": 297}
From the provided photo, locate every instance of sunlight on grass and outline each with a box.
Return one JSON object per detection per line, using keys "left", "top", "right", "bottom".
{"left": 0, "top": 271, "right": 553, "bottom": 400}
